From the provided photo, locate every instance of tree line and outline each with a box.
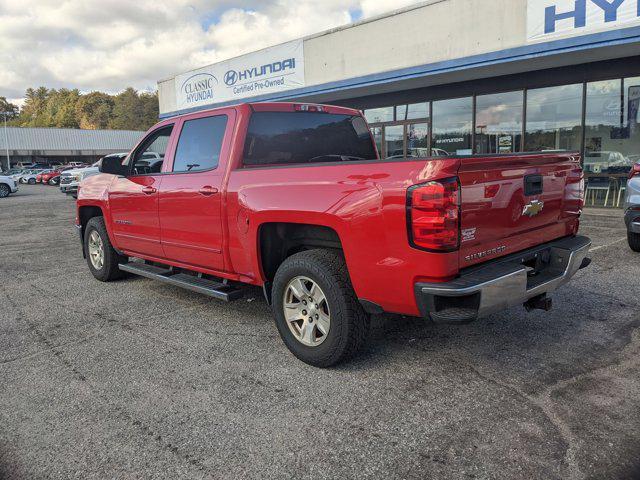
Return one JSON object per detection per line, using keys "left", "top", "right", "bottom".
{"left": 0, "top": 87, "right": 159, "bottom": 131}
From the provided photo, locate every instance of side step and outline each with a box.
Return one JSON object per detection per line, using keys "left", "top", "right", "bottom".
{"left": 118, "top": 262, "right": 243, "bottom": 301}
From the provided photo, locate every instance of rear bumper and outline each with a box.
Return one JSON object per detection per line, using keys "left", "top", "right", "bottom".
{"left": 624, "top": 209, "right": 640, "bottom": 234}
{"left": 415, "top": 235, "right": 591, "bottom": 323}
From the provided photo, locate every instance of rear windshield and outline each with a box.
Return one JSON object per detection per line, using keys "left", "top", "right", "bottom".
{"left": 243, "top": 111, "right": 377, "bottom": 166}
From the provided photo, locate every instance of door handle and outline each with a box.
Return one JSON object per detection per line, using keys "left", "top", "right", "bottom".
{"left": 142, "top": 186, "right": 157, "bottom": 195}
{"left": 198, "top": 186, "right": 219, "bottom": 196}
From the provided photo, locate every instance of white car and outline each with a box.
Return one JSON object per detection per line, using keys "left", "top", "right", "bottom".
{"left": 59, "top": 164, "right": 101, "bottom": 198}
{"left": 19, "top": 168, "right": 48, "bottom": 185}
{"left": 59, "top": 153, "right": 128, "bottom": 198}
{"left": 0, "top": 175, "right": 19, "bottom": 198}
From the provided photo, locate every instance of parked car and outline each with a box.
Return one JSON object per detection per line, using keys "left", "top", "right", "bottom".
{"left": 10, "top": 169, "right": 32, "bottom": 183}
{"left": 35, "top": 171, "right": 49, "bottom": 184}
{"left": 39, "top": 166, "right": 75, "bottom": 186}
{"left": 60, "top": 158, "right": 117, "bottom": 198}
{"left": 0, "top": 174, "right": 19, "bottom": 198}
{"left": 2, "top": 168, "right": 24, "bottom": 176}
{"left": 20, "top": 169, "right": 48, "bottom": 185}
{"left": 624, "top": 162, "right": 640, "bottom": 252}
{"left": 77, "top": 102, "right": 591, "bottom": 367}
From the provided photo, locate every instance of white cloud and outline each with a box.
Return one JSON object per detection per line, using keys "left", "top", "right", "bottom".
{"left": 0, "top": 0, "right": 423, "bottom": 100}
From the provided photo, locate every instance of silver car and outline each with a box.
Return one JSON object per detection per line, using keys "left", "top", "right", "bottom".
{"left": 625, "top": 162, "right": 640, "bottom": 252}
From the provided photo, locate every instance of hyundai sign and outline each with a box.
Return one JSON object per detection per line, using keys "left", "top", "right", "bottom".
{"left": 175, "top": 39, "right": 305, "bottom": 110}
{"left": 527, "top": 0, "right": 640, "bottom": 42}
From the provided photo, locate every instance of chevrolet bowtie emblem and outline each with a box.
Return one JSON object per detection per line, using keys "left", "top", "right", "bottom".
{"left": 523, "top": 200, "right": 544, "bottom": 217}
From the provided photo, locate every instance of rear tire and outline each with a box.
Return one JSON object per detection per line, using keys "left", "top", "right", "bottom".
{"left": 0, "top": 184, "right": 9, "bottom": 198}
{"left": 27, "top": 178, "right": 36, "bottom": 185}
{"left": 629, "top": 231, "right": 640, "bottom": 253}
{"left": 272, "top": 249, "right": 370, "bottom": 368}
{"left": 84, "top": 216, "right": 127, "bottom": 282}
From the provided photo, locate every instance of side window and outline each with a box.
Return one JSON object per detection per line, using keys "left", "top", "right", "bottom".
{"left": 173, "top": 115, "right": 228, "bottom": 172}
{"left": 130, "top": 126, "right": 173, "bottom": 175}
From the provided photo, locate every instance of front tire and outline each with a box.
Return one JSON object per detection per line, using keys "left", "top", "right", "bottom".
{"left": 84, "top": 217, "right": 127, "bottom": 282}
{"left": 272, "top": 249, "right": 370, "bottom": 368}
{"left": 629, "top": 231, "right": 640, "bottom": 252}
{"left": 0, "top": 184, "right": 10, "bottom": 198}
{"left": 27, "top": 178, "right": 36, "bottom": 185}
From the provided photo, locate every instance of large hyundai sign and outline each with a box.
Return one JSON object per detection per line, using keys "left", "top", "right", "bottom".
{"left": 527, "top": 0, "right": 640, "bottom": 42}
{"left": 175, "top": 39, "right": 305, "bottom": 110}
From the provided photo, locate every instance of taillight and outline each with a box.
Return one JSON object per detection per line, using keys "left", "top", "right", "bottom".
{"left": 629, "top": 163, "right": 640, "bottom": 180}
{"left": 407, "top": 178, "right": 460, "bottom": 252}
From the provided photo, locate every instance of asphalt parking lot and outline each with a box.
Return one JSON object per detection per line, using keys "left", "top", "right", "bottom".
{"left": 1, "top": 184, "right": 639, "bottom": 480}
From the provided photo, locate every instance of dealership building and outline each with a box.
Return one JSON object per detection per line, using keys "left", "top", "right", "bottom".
{"left": 158, "top": 0, "right": 640, "bottom": 208}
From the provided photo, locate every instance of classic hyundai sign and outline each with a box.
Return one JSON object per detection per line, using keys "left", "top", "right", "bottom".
{"left": 527, "top": 0, "right": 640, "bottom": 42}
{"left": 175, "top": 39, "right": 305, "bottom": 110}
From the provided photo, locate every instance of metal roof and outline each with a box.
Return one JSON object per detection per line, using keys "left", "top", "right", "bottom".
{"left": 0, "top": 127, "right": 144, "bottom": 152}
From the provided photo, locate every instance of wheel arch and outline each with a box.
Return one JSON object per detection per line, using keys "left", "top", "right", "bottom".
{"left": 258, "top": 222, "right": 345, "bottom": 302}
{"left": 78, "top": 205, "right": 105, "bottom": 242}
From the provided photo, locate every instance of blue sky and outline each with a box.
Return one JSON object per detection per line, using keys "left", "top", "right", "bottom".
{"left": 0, "top": 0, "right": 421, "bottom": 102}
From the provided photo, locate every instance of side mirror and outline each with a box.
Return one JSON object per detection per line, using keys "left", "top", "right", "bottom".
{"left": 99, "top": 156, "right": 128, "bottom": 176}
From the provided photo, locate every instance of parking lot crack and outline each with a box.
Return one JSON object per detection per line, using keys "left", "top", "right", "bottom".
{"left": 461, "top": 362, "right": 583, "bottom": 480}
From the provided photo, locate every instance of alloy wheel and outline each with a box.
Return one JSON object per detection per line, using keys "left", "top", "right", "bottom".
{"left": 283, "top": 276, "right": 330, "bottom": 347}
{"left": 88, "top": 230, "right": 105, "bottom": 270}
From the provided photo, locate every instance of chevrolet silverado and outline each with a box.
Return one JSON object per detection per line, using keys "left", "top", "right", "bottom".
{"left": 76, "top": 102, "right": 591, "bottom": 367}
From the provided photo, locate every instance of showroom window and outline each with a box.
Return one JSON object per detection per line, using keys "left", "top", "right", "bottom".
{"left": 406, "top": 123, "right": 429, "bottom": 158}
{"left": 624, "top": 76, "right": 640, "bottom": 167}
{"left": 432, "top": 97, "right": 473, "bottom": 155}
{"left": 384, "top": 125, "right": 405, "bottom": 158}
{"left": 475, "top": 91, "right": 524, "bottom": 154}
{"left": 364, "top": 106, "right": 394, "bottom": 124}
{"left": 524, "top": 84, "right": 583, "bottom": 152}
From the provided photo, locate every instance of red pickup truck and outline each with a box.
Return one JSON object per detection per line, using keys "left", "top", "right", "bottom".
{"left": 76, "top": 102, "right": 591, "bottom": 367}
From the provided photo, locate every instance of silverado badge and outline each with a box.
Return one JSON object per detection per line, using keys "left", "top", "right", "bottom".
{"left": 523, "top": 200, "right": 544, "bottom": 217}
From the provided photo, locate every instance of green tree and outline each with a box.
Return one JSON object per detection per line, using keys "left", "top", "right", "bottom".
{"left": 109, "top": 88, "right": 159, "bottom": 130}
{"left": 19, "top": 87, "right": 50, "bottom": 126}
{"left": 75, "top": 91, "right": 114, "bottom": 129}
{"left": 139, "top": 91, "right": 160, "bottom": 130}
{"left": 43, "top": 89, "right": 81, "bottom": 128}
{"left": 0, "top": 97, "right": 19, "bottom": 118}
{"left": 7, "top": 86, "right": 159, "bottom": 130}
{"left": 109, "top": 87, "right": 143, "bottom": 130}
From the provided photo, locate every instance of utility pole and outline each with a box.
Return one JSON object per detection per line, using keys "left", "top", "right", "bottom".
{"left": 0, "top": 112, "right": 10, "bottom": 172}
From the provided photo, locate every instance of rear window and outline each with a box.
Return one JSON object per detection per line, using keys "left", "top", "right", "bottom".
{"left": 243, "top": 112, "right": 377, "bottom": 166}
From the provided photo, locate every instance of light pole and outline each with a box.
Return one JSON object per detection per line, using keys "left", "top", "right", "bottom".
{"left": 0, "top": 112, "right": 10, "bottom": 172}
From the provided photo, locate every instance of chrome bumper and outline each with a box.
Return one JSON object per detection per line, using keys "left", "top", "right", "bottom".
{"left": 415, "top": 236, "right": 592, "bottom": 324}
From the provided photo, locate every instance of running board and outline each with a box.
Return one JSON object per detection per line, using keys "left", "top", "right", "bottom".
{"left": 118, "top": 262, "right": 243, "bottom": 301}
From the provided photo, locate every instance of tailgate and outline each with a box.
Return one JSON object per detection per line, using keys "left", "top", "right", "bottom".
{"left": 458, "top": 153, "right": 583, "bottom": 267}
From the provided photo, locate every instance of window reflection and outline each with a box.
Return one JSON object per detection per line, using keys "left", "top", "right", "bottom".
{"left": 407, "top": 103, "right": 429, "bottom": 120}
{"left": 407, "top": 123, "right": 429, "bottom": 157}
{"left": 385, "top": 125, "right": 404, "bottom": 158}
{"left": 432, "top": 97, "right": 473, "bottom": 155}
{"left": 364, "top": 107, "right": 394, "bottom": 124}
{"left": 624, "top": 76, "right": 640, "bottom": 167}
{"left": 475, "top": 91, "right": 523, "bottom": 154}
{"left": 370, "top": 126, "right": 383, "bottom": 158}
{"left": 525, "top": 84, "right": 583, "bottom": 152}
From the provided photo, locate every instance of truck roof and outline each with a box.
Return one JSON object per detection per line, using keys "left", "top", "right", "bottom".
{"left": 168, "top": 102, "right": 362, "bottom": 123}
